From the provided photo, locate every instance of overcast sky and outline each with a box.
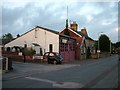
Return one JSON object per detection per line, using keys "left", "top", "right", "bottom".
{"left": 1, "top": 0, "right": 119, "bottom": 43}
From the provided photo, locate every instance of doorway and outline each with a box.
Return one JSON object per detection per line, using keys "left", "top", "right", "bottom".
{"left": 49, "top": 44, "right": 53, "bottom": 52}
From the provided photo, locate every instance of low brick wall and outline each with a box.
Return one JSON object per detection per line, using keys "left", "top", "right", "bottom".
{"left": 90, "top": 52, "right": 110, "bottom": 59}
{"left": 91, "top": 54, "right": 98, "bottom": 59}
{"left": 2, "top": 52, "right": 47, "bottom": 63}
{"left": 100, "top": 52, "right": 110, "bottom": 58}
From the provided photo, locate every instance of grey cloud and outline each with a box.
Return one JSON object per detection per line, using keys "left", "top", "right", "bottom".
{"left": 84, "top": 2, "right": 118, "bottom": 42}
{"left": 2, "top": 1, "right": 118, "bottom": 42}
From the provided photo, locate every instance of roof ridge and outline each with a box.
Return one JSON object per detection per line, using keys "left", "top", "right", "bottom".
{"left": 36, "top": 26, "right": 59, "bottom": 34}
{"left": 69, "top": 28, "right": 94, "bottom": 41}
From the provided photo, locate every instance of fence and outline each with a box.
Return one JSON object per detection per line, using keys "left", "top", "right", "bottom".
{"left": 90, "top": 52, "right": 111, "bottom": 59}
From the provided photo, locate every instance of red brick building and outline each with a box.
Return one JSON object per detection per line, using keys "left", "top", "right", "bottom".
{"left": 60, "top": 21, "right": 95, "bottom": 60}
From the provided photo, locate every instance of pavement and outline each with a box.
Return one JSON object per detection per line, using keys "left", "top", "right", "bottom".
{"left": 0, "top": 70, "right": 8, "bottom": 74}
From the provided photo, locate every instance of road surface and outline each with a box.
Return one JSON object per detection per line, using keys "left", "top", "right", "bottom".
{"left": 2, "top": 55, "right": 119, "bottom": 88}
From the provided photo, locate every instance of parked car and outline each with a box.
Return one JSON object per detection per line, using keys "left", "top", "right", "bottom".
{"left": 111, "top": 50, "right": 118, "bottom": 54}
{"left": 0, "top": 56, "right": 7, "bottom": 61}
{"left": 44, "top": 52, "right": 64, "bottom": 64}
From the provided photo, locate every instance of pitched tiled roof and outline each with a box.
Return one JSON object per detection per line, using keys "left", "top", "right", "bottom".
{"left": 36, "top": 26, "right": 60, "bottom": 35}
{"left": 36, "top": 26, "right": 75, "bottom": 40}
{"left": 59, "top": 33, "right": 76, "bottom": 40}
{"left": 70, "top": 28, "right": 94, "bottom": 41}
{"left": 77, "top": 32, "right": 94, "bottom": 41}
{"left": 4, "top": 26, "right": 76, "bottom": 45}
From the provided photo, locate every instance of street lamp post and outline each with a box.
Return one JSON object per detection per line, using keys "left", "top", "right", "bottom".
{"left": 23, "top": 41, "right": 27, "bottom": 63}
{"left": 109, "top": 34, "right": 112, "bottom": 56}
{"left": 98, "top": 32, "right": 103, "bottom": 59}
{"left": 110, "top": 39, "right": 111, "bottom": 56}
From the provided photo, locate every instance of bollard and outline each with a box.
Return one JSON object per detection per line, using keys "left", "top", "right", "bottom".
{"left": 6, "top": 58, "right": 8, "bottom": 70}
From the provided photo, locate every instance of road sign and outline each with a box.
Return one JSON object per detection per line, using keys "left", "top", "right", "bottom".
{"left": 97, "top": 50, "right": 101, "bottom": 53}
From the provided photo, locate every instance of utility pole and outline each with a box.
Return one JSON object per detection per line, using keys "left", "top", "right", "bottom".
{"left": 108, "top": 33, "right": 111, "bottom": 56}
{"left": 23, "top": 43, "right": 27, "bottom": 63}
{"left": 110, "top": 39, "right": 111, "bottom": 56}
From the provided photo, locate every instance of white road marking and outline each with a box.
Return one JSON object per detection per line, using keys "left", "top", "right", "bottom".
{"left": 25, "top": 77, "right": 55, "bottom": 84}
{"left": 3, "top": 64, "right": 80, "bottom": 81}
{"left": 53, "top": 82, "right": 83, "bottom": 88}
{"left": 25, "top": 76, "right": 83, "bottom": 88}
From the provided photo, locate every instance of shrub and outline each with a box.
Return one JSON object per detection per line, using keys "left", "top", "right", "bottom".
{"left": 26, "top": 47, "right": 36, "bottom": 56}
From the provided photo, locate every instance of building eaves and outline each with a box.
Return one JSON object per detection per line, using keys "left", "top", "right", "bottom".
{"left": 36, "top": 26, "right": 59, "bottom": 35}
{"left": 5, "top": 26, "right": 60, "bottom": 45}
{"left": 73, "top": 30, "right": 94, "bottom": 41}
{"left": 59, "top": 34, "right": 76, "bottom": 40}
{"left": 37, "top": 26, "right": 75, "bottom": 40}
{"left": 5, "top": 26, "right": 76, "bottom": 46}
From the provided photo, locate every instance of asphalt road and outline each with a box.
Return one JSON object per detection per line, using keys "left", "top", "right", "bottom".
{"left": 2, "top": 55, "right": 119, "bottom": 88}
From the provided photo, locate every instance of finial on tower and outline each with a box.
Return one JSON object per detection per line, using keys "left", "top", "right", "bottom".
{"left": 66, "top": 6, "right": 68, "bottom": 28}
{"left": 66, "top": 19, "right": 68, "bottom": 28}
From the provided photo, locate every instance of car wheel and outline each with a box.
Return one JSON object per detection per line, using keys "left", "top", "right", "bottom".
{"left": 59, "top": 62, "right": 62, "bottom": 64}
{"left": 48, "top": 60, "right": 50, "bottom": 64}
{"left": 53, "top": 60, "right": 57, "bottom": 64}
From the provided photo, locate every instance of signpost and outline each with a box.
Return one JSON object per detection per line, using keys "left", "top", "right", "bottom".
{"left": 97, "top": 50, "right": 101, "bottom": 59}
{"left": 98, "top": 32, "right": 103, "bottom": 59}
{"left": 97, "top": 50, "right": 101, "bottom": 53}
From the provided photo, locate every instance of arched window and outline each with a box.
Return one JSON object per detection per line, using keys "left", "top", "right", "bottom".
{"left": 7, "top": 47, "right": 11, "bottom": 52}
{"left": 24, "top": 44, "right": 27, "bottom": 48}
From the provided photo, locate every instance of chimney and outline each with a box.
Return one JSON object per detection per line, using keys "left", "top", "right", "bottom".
{"left": 17, "top": 34, "right": 20, "bottom": 38}
{"left": 70, "top": 21, "right": 78, "bottom": 31}
{"left": 81, "top": 27, "right": 88, "bottom": 36}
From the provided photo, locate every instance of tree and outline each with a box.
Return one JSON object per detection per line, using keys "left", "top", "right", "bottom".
{"left": 99, "top": 34, "right": 110, "bottom": 52}
{"left": 2, "top": 33, "right": 13, "bottom": 39}
{"left": 115, "top": 41, "right": 120, "bottom": 48}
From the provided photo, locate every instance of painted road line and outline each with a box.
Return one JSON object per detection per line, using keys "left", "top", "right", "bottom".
{"left": 25, "top": 76, "right": 83, "bottom": 88}
{"left": 25, "top": 77, "right": 55, "bottom": 84}
{"left": 3, "top": 65, "right": 78, "bottom": 81}
{"left": 53, "top": 82, "right": 83, "bottom": 88}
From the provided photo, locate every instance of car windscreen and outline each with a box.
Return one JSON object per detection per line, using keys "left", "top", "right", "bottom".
{"left": 56, "top": 53, "right": 60, "bottom": 56}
